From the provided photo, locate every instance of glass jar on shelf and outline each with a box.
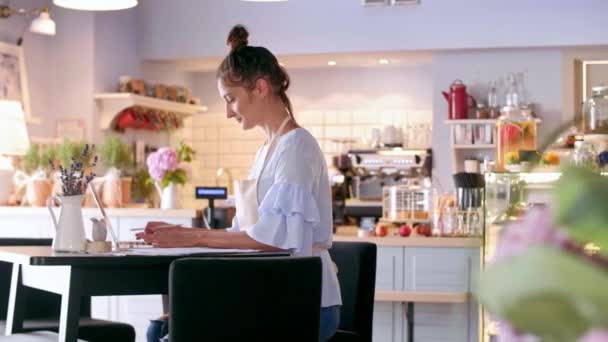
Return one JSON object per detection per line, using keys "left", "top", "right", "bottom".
{"left": 582, "top": 85, "right": 608, "bottom": 134}
{"left": 572, "top": 141, "right": 598, "bottom": 170}
{"left": 495, "top": 106, "right": 537, "bottom": 171}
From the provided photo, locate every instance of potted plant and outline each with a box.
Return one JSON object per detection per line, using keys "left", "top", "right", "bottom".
{"left": 99, "top": 135, "right": 133, "bottom": 207}
{"left": 14, "top": 144, "right": 56, "bottom": 206}
{"left": 131, "top": 169, "right": 156, "bottom": 207}
{"left": 146, "top": 141, "right": 194, "bottom": 209}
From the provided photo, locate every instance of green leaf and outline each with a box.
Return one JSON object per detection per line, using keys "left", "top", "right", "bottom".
{"left": 553, "top": 166, "right": 608, "bottom": 256}
{"left": 160, "top": 173, "right": 171, "bottom": 189}
{"left": 476, "top": 247, "right": 608, "bottom": 342}
{"left": 169, "top": 169, "right": 187, "bottom": 185}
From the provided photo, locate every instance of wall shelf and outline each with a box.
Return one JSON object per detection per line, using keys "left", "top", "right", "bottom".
{"left": 95, "top": 93, "right": 208, "bottom": 129}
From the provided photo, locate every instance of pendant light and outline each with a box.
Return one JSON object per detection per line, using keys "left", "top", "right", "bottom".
{"left": 53, "top": 0, "right": 138, "bottom": 11}
{"left": 29, "top": 8, "right": 56, "bottom": 36}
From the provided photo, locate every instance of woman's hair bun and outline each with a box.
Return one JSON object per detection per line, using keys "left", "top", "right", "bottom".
{"left": 227, "top": 25, "right": 249, "bottom": 52}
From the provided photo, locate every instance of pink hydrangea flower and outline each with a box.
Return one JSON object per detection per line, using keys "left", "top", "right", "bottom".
{"left": 156, "top": 148, "right": 178, "bottom": 171}
{"left": 580, "top": 330, "right": 608, "bottom": 342}
{"left": 146, "top": 151, "right": 165, "bottom": 181}
{"left": 494, "top": 206, "right": 569, "bottom": 263}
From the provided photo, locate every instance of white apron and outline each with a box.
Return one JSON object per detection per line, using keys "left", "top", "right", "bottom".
{"left": 234, "top": 115, "right": 292, "bottom": 230}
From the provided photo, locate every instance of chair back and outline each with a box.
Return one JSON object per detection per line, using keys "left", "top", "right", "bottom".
{"left": 329, "top": 241, "right": 377, "bottom": 342}
{"left": 169, "top": 256, "right": 322, "bottom": 342}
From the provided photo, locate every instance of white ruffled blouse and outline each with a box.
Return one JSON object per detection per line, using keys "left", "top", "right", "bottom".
{"left": 228, "top": 128, "right": 342, "bottom": 307}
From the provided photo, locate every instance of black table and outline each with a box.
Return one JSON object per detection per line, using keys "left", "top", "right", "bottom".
{"left": 0, "top": 246, "right": 287, "bottom": 342}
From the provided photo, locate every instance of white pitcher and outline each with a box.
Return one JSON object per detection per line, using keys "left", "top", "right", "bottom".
{"left": 47, "top": 195, "right": 87, "bottom": 253}
{"left": 155, "top": 182, "right": 179, "bottom": 209}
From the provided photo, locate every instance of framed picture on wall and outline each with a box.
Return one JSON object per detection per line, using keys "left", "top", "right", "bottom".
{"left": 0, "top": 41, "right": 35, "bottom": 123}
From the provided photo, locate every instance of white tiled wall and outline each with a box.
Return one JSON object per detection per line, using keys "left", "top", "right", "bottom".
{"left": 171, "top": 108, "right": 432, "bottom": 209}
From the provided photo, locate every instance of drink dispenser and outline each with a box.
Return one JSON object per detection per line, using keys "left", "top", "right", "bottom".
{"left": 495, "top": 106, "right": 537, "bottom": 171}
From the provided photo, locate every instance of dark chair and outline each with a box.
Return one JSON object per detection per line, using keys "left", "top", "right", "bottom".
{"left": 328, "top": 242, "right": 377, "bottom": 342}
{"left": 0, "top": 331, "right": 88, "bottom": 341}
{"left": 0, "top": 238, "right": 135, "bottom": 342}
{"left": 169, "top": 256, "right": 322, "bottom": 342}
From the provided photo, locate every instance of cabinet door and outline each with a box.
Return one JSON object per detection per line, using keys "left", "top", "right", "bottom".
{"left": 411, "top": 303, "right": 470, "bottom": 342}
{"left": 1, "top": 216, "right": 55, "bottom": 238}
{"left": 372, "top": 302, "right": 404, "bottom": 342}
{"left": 403, "top": 247, "right": 475, "bottom": 292}
{"left": 375, "top": 247, "right": 404, "bottom": 290}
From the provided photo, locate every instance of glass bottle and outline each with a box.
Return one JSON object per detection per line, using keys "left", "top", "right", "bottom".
{"left": 572, "top": 141, "right": 598, "bottom": 170}
{"left": 488, "top": 82, "right": 500, "bottom": 119}
{"left": 495, "top": 106, "right": 537, "bottom": 171}
{"left": 582, "top": 85, "right": 608, "bottom": 134}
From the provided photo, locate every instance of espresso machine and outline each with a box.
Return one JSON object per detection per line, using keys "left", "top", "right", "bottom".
{"left": 332, "top": 148, "right": 432, "bottom": 228}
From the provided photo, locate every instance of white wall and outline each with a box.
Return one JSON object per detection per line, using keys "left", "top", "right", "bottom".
{"left": 0, "top": 3, "right": 142, "bottom": 142}
{"left": 138, "top": 0, "right": 608, "bottom": 60}
{"left": 45, "top": 6, "right": 95, "bottom": 141}
{"left": 432, "top": 48, "right": 564, "bottom": 191}
{"left": 0, "top": 0, "right": 53, "bottom": 138}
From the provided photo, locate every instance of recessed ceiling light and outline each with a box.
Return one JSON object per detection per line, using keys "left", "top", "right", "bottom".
{"left": 378, "top": 59, "right": 390, "bottom": 65}
{"left": 328, "top": 60, "right": 337, "bottom": 66}
{"left": 53, "top": 0, "right": 138, "bottom": 11}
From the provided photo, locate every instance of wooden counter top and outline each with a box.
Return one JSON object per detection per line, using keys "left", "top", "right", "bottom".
{"left": 334, "top": 226, "right": 482, "bottom": 248}
{"left": 375, "top": 290, "right": 469, "bottom": 303}
{"left": 0, "top": 206, "right": 199, "bottom": 218}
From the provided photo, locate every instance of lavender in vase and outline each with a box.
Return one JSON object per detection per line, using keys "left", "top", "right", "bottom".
{"left": 49, "top": 144, "right": 98, "bottom": 197}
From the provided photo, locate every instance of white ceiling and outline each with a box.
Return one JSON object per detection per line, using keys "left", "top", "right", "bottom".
{"left": 160, "top": 50, "right": 433, "bottom": 72}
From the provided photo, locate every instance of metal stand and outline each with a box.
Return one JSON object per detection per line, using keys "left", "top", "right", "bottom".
{"left": 406, "top": 302, "right": 414, "bottom": 342}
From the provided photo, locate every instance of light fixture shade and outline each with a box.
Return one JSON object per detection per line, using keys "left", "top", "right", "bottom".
{"left": 30, "top": 11, "right": 56, "bottom": 36}
{"left": 0, "top": 100, "right": 30, "bottom": 156}
{"left": 53, "top": 0, "right": 138, "bottom": 11}
{"left": 240, "top": 0, "right": 288, "bottom": 2}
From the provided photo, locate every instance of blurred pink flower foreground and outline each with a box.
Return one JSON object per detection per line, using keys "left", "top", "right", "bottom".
{"left": 494, "top": 206, "right": 568, "bottom": 263}
{"left": 580, "top": 330, "right": 608, "bottom": 342}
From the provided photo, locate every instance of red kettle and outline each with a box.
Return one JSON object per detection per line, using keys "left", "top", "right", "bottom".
{"left": 442, "top": 80, "right": 477, "bottom": 120}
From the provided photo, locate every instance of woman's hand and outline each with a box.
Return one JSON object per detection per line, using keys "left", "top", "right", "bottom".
{"left": 145, "top": 228, "right": 205, "bottom": 248}
{"left": 136, "top": 221, "right": 199, "bottom": 247}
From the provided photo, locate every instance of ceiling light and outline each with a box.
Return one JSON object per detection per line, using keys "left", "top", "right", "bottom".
{"left": 240, "top": 0, "right": 288, "bottom": 2}
{"left": 0, "top": 5, "right": 56, "bottom": 41}
{"left": 29, "top": 9, "right": 56, "bottom": 36}
{"left": 53, "top": 0, "right": 138, "bottom": 11}
{"left": 378, "top": 59, "right": 390, "bottom": 65}
{"left": 328, "top": 60, "right": 337, "bottom": 66}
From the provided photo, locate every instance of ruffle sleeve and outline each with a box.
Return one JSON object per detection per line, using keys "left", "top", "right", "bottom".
{"left": 245, "top": 182, "right": 320, "bottom": 255}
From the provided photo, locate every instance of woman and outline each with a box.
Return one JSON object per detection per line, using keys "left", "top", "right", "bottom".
{"left": 138, "top": 25, "right": 342, "bottom": 342}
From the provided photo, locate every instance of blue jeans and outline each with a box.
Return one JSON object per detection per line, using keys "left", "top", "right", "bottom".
{"left": 146, "top": 305, "right": 341, "bottom": 342}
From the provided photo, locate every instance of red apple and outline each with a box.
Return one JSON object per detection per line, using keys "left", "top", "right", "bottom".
{"left": 416, "top": 224, "right": 432, "bottom": 237}
{"left": 375, "top": 224, "right": 388, "bottom": 237}
{"left": 399, "top": 225, "right": 412, "bottom": 237}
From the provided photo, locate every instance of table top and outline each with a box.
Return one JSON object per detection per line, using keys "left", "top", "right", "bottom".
{"left": 0, "top": 246, "right": 288, "bottom": 266}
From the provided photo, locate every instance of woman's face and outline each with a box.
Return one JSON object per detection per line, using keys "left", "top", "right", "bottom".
{"left": 217, "top": 78, "right": 265, "bottom": 130}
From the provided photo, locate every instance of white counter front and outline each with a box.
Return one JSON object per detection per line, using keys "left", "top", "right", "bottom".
{"left": 0, "top": 206, "right": 198, "bottom": 218}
